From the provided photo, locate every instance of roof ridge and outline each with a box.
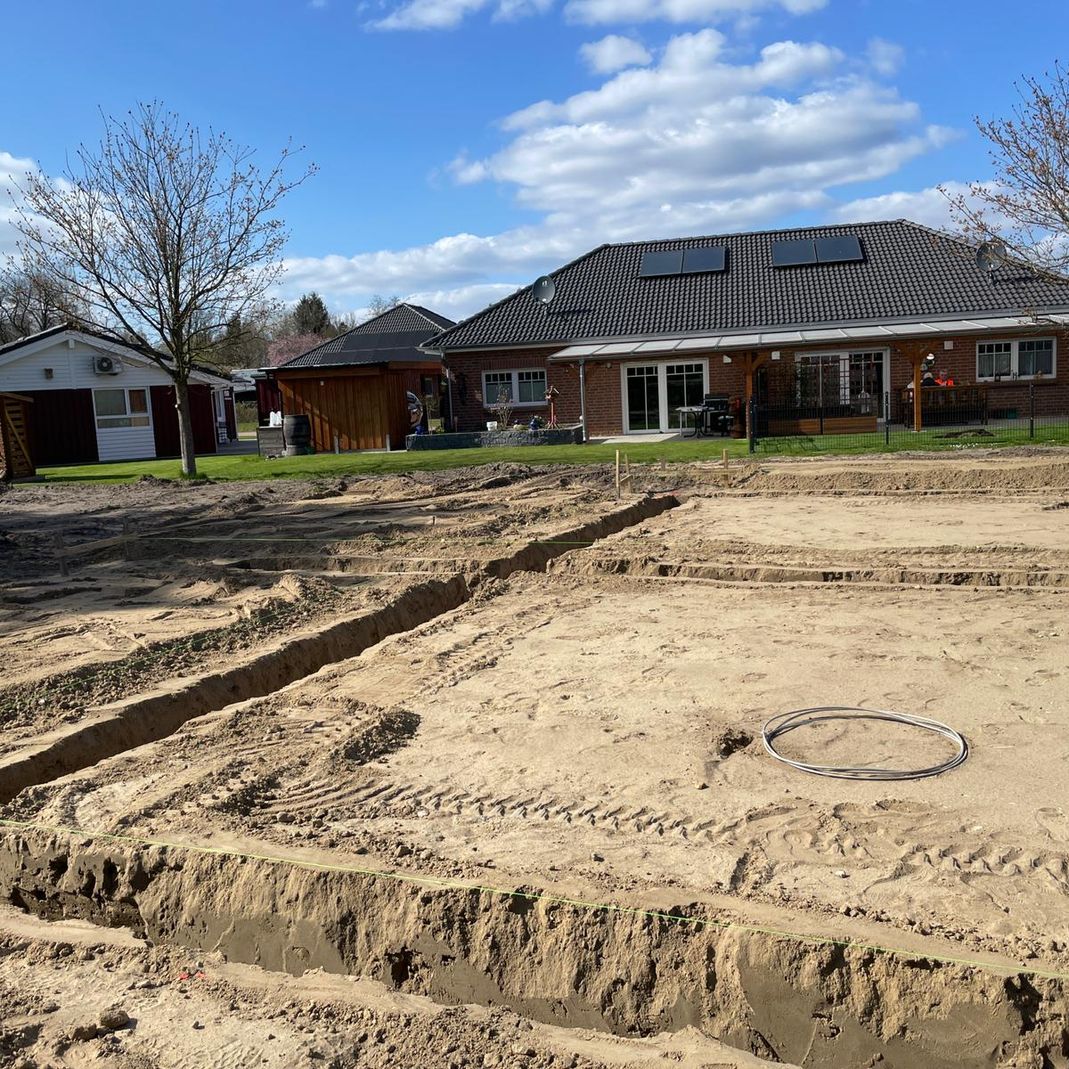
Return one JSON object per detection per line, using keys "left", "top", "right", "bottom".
{"left": 428, "top": 243, "right": 611, "bottom": 348}
{"left": 404, "top": 303, "right": 456, "bottom": 329}
{"left": 599, "top": 218, "right": 908, "bottom": 249}
{"left": 898, "top": 218, "right": 1069, "bottom": 285}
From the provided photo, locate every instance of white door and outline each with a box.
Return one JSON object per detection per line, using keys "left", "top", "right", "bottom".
{"left": 623, "top": 360, "right": 708, "bottom": 433}
{"left": 625, "top": 365, "right": 660, "bottom": 432}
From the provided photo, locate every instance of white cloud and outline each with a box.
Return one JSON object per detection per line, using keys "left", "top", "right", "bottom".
{"left": 865, "top": 37, "right": 904, "bottom": 77}
{"left": 564, "top": 0, "right": 827, "bottom": 26}
{"left": 370, "top": 0, "right": 551, "bottom": 30}
{"left": 831, "top": 182, "right": 973, "bottom": 230}
{"left": 280, "top": 225, "right": 585, "bottom": 299}
{"left": 0, "top": 151, "right": 37, "bottom": 260}
{"left": 467, "top": 28, "right": 951, "bottom": 241}
{"left": 580, "top": 34, "right": 653, "bottom": 74}
{"left": 370, "top": 0, "right": 825, "bottom": 30}
{"left": 276, "top": 27, "right": 953, "bottom": 321}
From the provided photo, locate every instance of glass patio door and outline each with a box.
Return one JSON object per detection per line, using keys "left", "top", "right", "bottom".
{"left": 665, "top": 362, "right": 705, "bottom": 429}
{"left": 626, "top": 365, "right": 660, "bottom": 432}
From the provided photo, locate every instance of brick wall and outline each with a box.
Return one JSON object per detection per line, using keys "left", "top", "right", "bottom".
{"left": 884, "top": 332, "right": 1069, "bottom": 418}
{"left": 445, "top": 327, "right": 1069, "bottom": 434}
{"left": 446, "top": 348, "right": 555, "bottom": 432}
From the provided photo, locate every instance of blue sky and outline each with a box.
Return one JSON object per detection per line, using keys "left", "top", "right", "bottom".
{"left": 1, "top": 0, "right": 1067, "bottom": 322}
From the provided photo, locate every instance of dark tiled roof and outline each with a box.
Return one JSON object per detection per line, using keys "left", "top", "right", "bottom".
{"left": 432, "top": 220, "right": 1069, "bottom": 350}
{"left": 277, "top": 302, "right": 455, "bottom": 369}
{"left": 343, "top": 302, "right": 455, "bottom": 336}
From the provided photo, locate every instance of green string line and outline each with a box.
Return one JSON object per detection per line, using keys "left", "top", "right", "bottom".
{"left": 138, "top": 536, "right": 597, "bottom": 546}
{"left": 0, "top": 817, "right": 1062, "bottom": 982}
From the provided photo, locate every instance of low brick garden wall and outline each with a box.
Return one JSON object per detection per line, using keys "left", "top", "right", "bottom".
{"left": 406, "top": 425, "right": 584, "bottom": 450}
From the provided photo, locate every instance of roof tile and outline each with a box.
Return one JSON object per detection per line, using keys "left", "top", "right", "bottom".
{"left": 433, "top": 221, "right": 1069, "bottom": 350}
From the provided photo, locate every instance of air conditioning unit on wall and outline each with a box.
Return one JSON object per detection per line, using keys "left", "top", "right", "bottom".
{"left": 93, "top": 354, "right": 123, "bottom": 375}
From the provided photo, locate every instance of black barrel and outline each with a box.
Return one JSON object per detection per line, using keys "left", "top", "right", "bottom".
{"left": 283, "top": 413, "right": 313, "bottom": 456}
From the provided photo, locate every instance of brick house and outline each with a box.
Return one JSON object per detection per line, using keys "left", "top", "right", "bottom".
{"left": 427, "top": 221, "right": 1069, "bottom": 438}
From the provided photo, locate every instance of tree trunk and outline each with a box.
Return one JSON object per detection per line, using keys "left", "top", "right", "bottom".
{"left": 174, "top": 377, "right": 198, "bottom": 478}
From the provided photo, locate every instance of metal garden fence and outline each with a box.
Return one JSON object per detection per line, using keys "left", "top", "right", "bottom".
{"left": 748, "top": 383, "right": 1069, "bottom": 455}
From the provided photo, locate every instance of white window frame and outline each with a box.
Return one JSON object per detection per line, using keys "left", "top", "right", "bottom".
{"left": 92, "top": 387, "right": 153, "bottom": 431}
{"left": 481, "top": 368, "right": 547, "bottom": 409}
{"left": 976, "top": 337, "right": 1056, "bottom": 381}
{"left": 619, "top": 357, "right": 710, "bottom": 434}
{"left": 794, "top": 348, "right": 891, "bottom": 417}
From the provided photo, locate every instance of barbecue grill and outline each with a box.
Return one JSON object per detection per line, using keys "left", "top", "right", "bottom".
{"left": 700, "top": 393, "right": 732, "bottom": 436}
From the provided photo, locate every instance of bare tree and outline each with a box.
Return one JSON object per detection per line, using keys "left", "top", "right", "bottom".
{"left": 14, "top": 102, "right": 315, "bottom": 475}
{"left": 0, "top": 260, "right": 83, "bottom": 344}
{"left": 945, "top": 64, "right": 1069, "bottom": 279}
{"left": 366, "top": 293, "right": 402, "bottom": 317}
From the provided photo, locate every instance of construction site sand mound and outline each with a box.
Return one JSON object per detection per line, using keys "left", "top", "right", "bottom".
{"left": 741, "top": 454, "right": 1069, "bottom": 494}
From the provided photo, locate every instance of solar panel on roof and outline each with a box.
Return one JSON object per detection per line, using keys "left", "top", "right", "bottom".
{"left": 681, "top": 246, "right": 727, "bottom": 274}
{"left": 815, "top": 235, "right": 864, "bottom": 263}
{"left": 771, "top": 239, "right": 817, "bottom": 267}
{"left": 639, "top": 250, "right": 684, "bottom": 277}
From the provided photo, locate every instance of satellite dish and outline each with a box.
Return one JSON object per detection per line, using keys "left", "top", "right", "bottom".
{"left": 532, "top": 275, "right": 556, "bottom": 305}
{"left": 976, "top": 239, "right": 1007, "bottom": 274}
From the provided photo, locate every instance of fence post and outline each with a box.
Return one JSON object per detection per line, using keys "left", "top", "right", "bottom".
{"left": 747, "top": 398, "right": 756, "bottom": 454}
{"left": 54, "top": 534, "right": 69, "bottom": 578}
{"left": 1029, "top": 383, "right": 1036, "bottom": 439}
{"left": 885, "top": 392, "right": 890, "bottom": 446}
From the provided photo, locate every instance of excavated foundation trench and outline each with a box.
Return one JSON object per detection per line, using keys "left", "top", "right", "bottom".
{"left": 554, "top": 556, "right": 1069, "bottom": 589}
{"left": 4, "top": 488, "right": 1069, "bottom": 1067}
{"left": 0, "top": 494, "right": 678, "bottom": 804}
{"left": 0, "top": 831, "right": 1066, "bottom": 1069}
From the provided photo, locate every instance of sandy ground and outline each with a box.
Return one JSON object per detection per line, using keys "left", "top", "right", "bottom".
{"left": 3, "top": 452, "right": 1069, "bottom": 1066}
{"left": 0, "top": 468, "right": 621, "bottom": 742}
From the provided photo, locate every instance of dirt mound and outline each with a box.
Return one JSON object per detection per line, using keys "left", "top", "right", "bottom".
{"left": 745, "top": 457, "right": 1069, "bottom": 494}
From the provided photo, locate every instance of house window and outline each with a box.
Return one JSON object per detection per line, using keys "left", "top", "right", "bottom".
{"left": 482, "top": 369, "right": 547, "bottom": 407}
{"left": 977, "top": 338, "right": 1055, "bottom": 380}
{"left": 94, "top": 388, "right": 151, "bottom": 429}
{"left": 517, "top": 370, "right": 547, "bottom": 403}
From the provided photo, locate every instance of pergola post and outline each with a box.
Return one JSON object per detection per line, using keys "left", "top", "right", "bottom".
{"left": 742, "top": 351, "right": 768, "bottom": 407}
{"left": 910, "top": 356, "right": 923, "bottom": 432}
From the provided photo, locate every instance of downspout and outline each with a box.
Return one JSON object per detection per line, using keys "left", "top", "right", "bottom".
{"left": 445, "top": 356, "right": 455, "bottom": 434}
{"left": 578, "top": 359, "right": 587, "bottom": 443}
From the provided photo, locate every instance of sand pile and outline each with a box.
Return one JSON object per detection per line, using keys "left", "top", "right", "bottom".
{"left": 743, "top": 455, "right": 1069, "bottom": 494}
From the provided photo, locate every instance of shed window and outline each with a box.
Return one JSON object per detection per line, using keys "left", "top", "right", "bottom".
{"left": 94, "top": 388, "right": 151, "bottom": 428}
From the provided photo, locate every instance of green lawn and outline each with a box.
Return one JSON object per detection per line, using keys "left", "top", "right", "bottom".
{"left": 755, "top": 424, "right": 1069, "bottom": 456}
{"left": 34, "top": 439, "right": 753, "bottom": 483}
{"left": 29, "top": 426, "right": 1069, "bottom": 484}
